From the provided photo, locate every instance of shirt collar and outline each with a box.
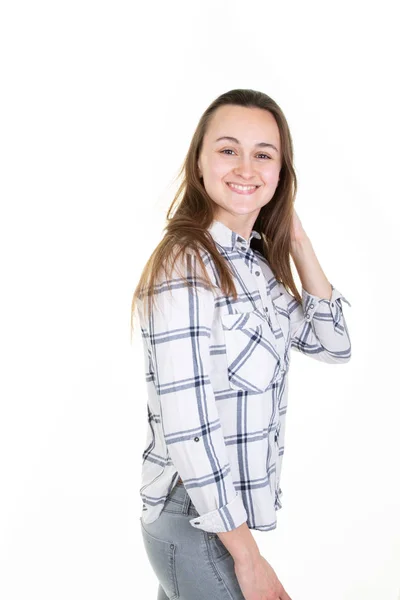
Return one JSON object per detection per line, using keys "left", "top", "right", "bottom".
{"left": 207, "top": 219, "right": 262, "bottom": 252}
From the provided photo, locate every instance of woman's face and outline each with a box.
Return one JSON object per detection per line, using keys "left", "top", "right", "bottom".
{"left": 197, "top": 104, "right": 282, "bottom": 226}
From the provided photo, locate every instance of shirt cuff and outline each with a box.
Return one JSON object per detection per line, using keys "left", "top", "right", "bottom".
{"left": 188, "top": 491, "right": 248, "bottom": 533}
{"left": 302, "top": 283, "right": 351, "bottom": 325}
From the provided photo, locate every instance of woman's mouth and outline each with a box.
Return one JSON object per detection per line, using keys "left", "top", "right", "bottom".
{"left": 226, "top": 182, "right": 260, "bottom": 195}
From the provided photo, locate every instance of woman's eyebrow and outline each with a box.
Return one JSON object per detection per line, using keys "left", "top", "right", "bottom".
{"left": 214, "top": 136, "right": 279, "bottom": 153}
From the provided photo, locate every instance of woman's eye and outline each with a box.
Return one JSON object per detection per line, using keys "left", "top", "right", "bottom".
{"left": 220, "top": 149, "right": 235, "bottom": 155}
{"left": 220, "top": 149, "right": 270, "bottom": 159}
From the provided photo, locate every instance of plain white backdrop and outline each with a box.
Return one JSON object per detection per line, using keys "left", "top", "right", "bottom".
{"left": 1, "top": 1, "right": 399, "bottom": 599}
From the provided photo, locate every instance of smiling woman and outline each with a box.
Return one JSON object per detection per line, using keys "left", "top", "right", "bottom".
{"left": 131, "top": 88, "right": 351, "bottom": 600}
{"left": 197, "top": 105, "right": 282, "bottom": 225}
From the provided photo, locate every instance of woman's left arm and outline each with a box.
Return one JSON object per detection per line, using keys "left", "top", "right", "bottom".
{"left": 290, "top": 209, "right": 335, "bottom": 300}
{"left": 280, "top": 209, "right": 352, "bottom": 363}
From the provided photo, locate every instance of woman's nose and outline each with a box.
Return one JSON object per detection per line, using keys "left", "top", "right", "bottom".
{"left": 234, "top": 156, "right": 257, "bottom": 178}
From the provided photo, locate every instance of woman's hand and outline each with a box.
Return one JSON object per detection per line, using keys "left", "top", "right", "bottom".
{"left": 290, "top": 207, "right": 310, "bottom": 245}
{"left": 234, "top": 553, "right": 292, "bottom": 600}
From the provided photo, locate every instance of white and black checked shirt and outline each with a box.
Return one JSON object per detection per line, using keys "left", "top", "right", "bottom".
{"left": 136, "top": 219, "right": 351, "bottom": 533}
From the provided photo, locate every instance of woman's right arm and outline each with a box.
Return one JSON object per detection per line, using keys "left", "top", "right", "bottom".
{"left": 137, "top": 249, "right": 248, "bottom": 534}
{"left": 218, "top": 524, "right": 292, "bottom": 599}
{"left": 217, "top": 521, "right": 260, "bottom": 563}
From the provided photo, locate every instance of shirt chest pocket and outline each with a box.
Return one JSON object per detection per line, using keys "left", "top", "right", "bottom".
{"left": 220, "top": 309, "right": 281, "bottom": 393}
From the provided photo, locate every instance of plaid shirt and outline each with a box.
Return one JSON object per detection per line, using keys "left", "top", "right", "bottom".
{"left": 136, "top": 219, "right": 351, "bottom": 533}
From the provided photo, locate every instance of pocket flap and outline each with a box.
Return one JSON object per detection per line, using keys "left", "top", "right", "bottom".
{"left": 221, "top": 310, "right": 265, "bottom": 332}
{"left": 271, "top": 292, "right": 288, "bottom": 310}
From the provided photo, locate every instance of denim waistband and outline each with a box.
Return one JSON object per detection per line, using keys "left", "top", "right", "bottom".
{"left": 163, "top": 479, "right": 200, "bottom": 517}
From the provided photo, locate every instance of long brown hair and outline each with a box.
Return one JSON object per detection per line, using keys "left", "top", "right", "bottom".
{"left": 130, "top": 88, "right": 300, "bottom": 335}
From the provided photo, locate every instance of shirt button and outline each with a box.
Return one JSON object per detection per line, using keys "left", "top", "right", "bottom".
{"left": 331, "top": 302, "right": 335, "bottom": 307}
{"left": 306, "top": 313, "right": 311, "bottom": 320}
{"left": 310, "top": 303, "right": 314, "bottom": 308}
{"left": 170, "top": 543, "right": 174, "bottom": 549}
{"left": 255, "top": 270, "right": 260, "bottom": 276}
{"left": 194, "top": 436, "right": 199, "bottom": 442}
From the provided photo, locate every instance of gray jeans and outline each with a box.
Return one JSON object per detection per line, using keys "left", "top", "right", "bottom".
{"left": 140, "top": 480, "right": 246, "bottom": 599}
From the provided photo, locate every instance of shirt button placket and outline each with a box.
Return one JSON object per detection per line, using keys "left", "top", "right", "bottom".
{"left": 306, "top": 302, "right": 315, "bottom": 321}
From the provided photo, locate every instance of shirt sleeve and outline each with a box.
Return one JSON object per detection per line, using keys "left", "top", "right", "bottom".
{"left": 137, "top": 249, "right": 248, "bottom": 533}
{"left": 278, "top": 282, "right": 352, "bottom": 363}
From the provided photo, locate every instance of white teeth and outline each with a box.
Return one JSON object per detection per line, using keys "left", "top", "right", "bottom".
{"left": 228, "top": 183, "right": 257, "bottom": 191}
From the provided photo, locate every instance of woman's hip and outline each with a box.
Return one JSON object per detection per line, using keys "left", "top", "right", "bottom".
{"left": 139, "top": 480, "right": 245, "bottom": 599}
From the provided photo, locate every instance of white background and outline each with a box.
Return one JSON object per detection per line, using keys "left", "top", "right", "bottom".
{"left": 1, "top": 1, "right": 399, "bottom": 599}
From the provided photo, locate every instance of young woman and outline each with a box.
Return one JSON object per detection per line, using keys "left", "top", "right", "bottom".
{"left": 131, "top": 88, "right": 351, "bottom": 600}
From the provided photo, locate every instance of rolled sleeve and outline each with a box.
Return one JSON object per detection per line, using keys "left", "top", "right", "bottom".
{"left": 138, "top": 248, "right": 248, "bottom": 533}
{"left": 302, "top": 284, "right": 351, "bottom": 325}
{"left": 288, "top": 283, "right": 352, "bottom": 363}
{"left": 189, "top": 491, "right": 248, "bottom": 532}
